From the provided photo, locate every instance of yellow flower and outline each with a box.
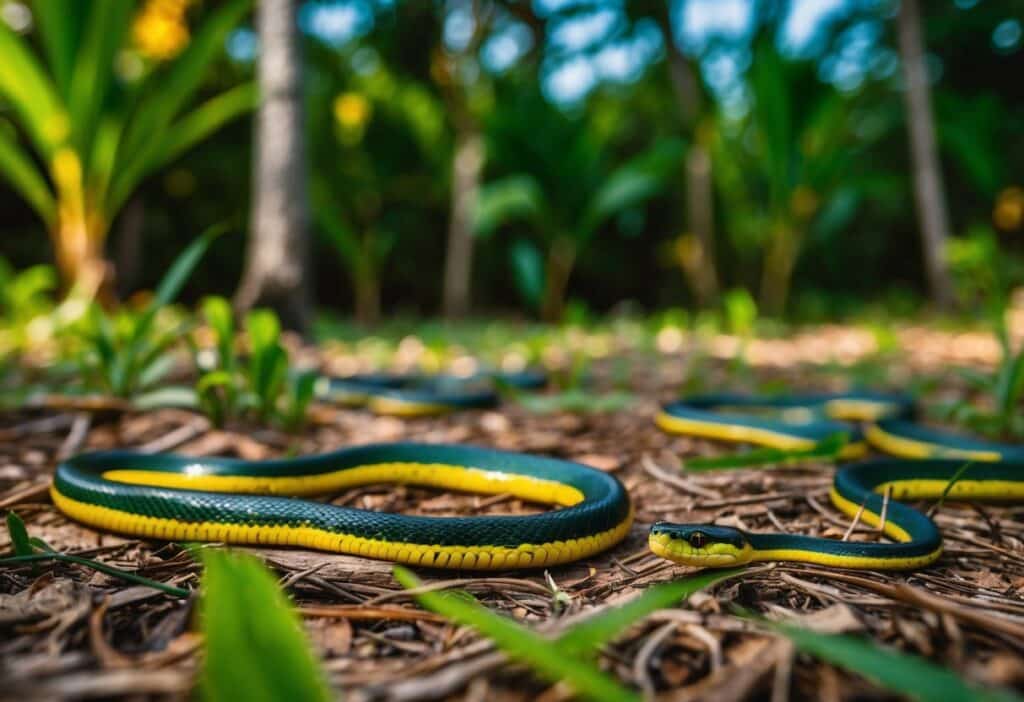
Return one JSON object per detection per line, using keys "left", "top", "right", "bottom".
{"left": 333, "top": 93, "right": 372, "bottom": 130}
{"left": 133, "top": 0, "right": 191, "bottom": 61}
{"left": 993, "top": 186, "right": 1024, "bottom": 231}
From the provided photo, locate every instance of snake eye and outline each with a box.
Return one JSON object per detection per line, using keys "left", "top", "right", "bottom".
{"left": 688, "top": 531, "right": 707, "bottom": 549}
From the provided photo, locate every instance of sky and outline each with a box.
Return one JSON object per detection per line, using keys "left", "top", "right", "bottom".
{"left": 222, "top": 0, "right": 1019, "bottom": 108}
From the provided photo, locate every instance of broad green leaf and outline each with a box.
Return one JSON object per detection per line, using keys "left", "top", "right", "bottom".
{"left": 510, "top": 239, "right": 545, "bottom": 310}
{"left": 6, "top": 511, "right": 34, "bottom": 557}
{"left": 199, "top": 550, "right": 332, "bottom": 702}
{"left": 579, "top": 139, "right": 683, "bottom": 241}
{"left": 0, "top": 125, "right": 56, "bottom": 223}
{"left": 67, "top": 0, "right": 131, "bottom": 163}
{"left": 556, "top": 568, "right": 743, "bottom": 658}
{"left": 133, "top": 385, "right": 200, "bottom": 411}
{"left": 767, "top": 621, "right": 1023, "bottom": 702}
{"left": 30, "top": 0, "right": 86, "bottom": 100}
{"left": 474, "top": 174, "right": 545, "bottom": 237}
{"left": 130, "top": 224, "right": 226, "bottom": 349}
{"left": 143, "top": 82, "right": 258, "bottom": 192}
{"left": 0, "top": 21, "right": 66, "bottom": 157}
{"left": 114, "top": 0, "right": 252, "bottom": 207}
{"left": 394, "top": 566, "right": 639, "bottom": 702}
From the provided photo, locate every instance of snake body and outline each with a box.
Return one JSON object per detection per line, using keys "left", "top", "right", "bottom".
{"left": 53, "top": 443, "right": 632, "bottom": 570}
{"left": 652, "top": 393, "right": 1024, "bottom": 569}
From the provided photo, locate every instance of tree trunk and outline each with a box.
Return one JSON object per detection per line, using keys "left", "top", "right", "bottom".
{"left": 541, "top": 237, "right": 576, "bottom": 323}
{"left": 898, "top": 0, "right": 955, "bottom": 309}
{"left": 658, "top": 7, "right": 719, "bottom": 306}
{"left": 441, "top": 128, "right": 484, "bottom": 318}
{"left": 234, "top": 0, "right": 311, "bottom": 333}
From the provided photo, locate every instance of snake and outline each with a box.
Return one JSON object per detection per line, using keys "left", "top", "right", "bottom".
{"left": 651, "top": 392, "right": 1024, "bottom": 570}
{"left": 316, "top": 370, "right": 547, "bottom": 416}
{"left": 52, "top": 443, "right": 633, "bottom": 570}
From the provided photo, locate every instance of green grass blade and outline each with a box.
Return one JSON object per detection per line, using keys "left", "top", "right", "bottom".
{"left": 130, "top": 224, "right": 225, "bottom": 348}
{"left": 199, "top": 550, "right": 332, "bottom": 702}
{"left": 685, "top": 433, "right": 848, "bottom": 471}
{"left": 394, "top": 566, "right": 640, "bottom": 702}
{"left": 767, "top": 621, "right": 1023, "bottom": 702}
{"left": 0, "top": 125, "right": 56, "bottom": 223}
{"left": 555, "top": 568, "right": 743, "bottom": 658}
{"left": 0, "top": 553, "right": 189, "bottom": 597}
{"left": 156, "top": 82, "right": 258, "bottom": 167}
{"left": 0, "top": 20, "right": 66, "bottom": 157}
{"left": 30, "top": 0, "right": 86, "bottom": 100}
{"left": 67, "top": 0, "right": 131, "bottom": 163}
{"left": 6, "top": 511, "right": 34, "bottom": 556}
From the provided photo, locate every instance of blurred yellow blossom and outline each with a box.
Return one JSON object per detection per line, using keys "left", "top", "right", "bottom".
{"left": 993, "top": 186, "right": 1024, "bottom": 230}
{"left": 790, "top": 185, "right": 819, "bottom": 219}
{"left": 133, "top": 0, "right": 192, "bottom": 61}
{"left": 333, "top": 93, "right": 372, "bottom": 130}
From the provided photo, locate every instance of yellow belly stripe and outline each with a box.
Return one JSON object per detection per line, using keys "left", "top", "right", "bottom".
{"left": 875, "top": 478, "right": 1024, "bottom": 502}
{"left": 50, "top": 488, "right": 633, "bottom": 570}
{"left": 366, "top": 397, "right": 454, "bottom": 417}
{"left": 828, "top": 486, "right": 913, "bottom": 543}
{"left": 751, "top": 546, "right": 942, "bottom": 570}
{"left": 102, "top": 462, "right": 586, "bottom": 506}
{"left": 824, "top": 398, "right": 899, "bottom": 422}
{"left": 865, "top": 424, "right": 1002, "bottom": 461}
{"left": 655, "top": 412, "right": 867, "bottom": 459}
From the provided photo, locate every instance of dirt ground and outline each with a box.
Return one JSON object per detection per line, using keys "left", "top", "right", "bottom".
{"left": 2, "top": 324, "right": 1023, "bottom": 701}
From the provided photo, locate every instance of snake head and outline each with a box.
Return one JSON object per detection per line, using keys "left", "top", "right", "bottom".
{"left": 649, "top": 523, "right": 754, "bottom": 567}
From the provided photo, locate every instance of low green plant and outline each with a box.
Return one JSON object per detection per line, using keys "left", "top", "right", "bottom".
{"left": 74, "top": 228, "right": 221, "bottom": 399}
{"left": 2, "top": 511, "right": 187, "bottom": 596}
{"left": 194, "top": 300, "right": 316, "bottom": 431}
{"left": 938, "top": 308, "right": 1024, "bottom": 439}
{"left": 0, "top": 260, "right": 59, "bottom": 358}
{"left": 199, "top": 549, "right": 331, "bottom": 702}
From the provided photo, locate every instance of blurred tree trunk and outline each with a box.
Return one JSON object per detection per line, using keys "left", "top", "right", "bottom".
{"left": 898, "top": 0, "right": 955, "bottom": 309}
{"left": 442, "top": 126, "right": 484, "bottom": 319}
{"left": 441, "top": 0, "right": 490, "bottom": 320}
{"left": 235, "top": 0, "right": 311, "bottom": 333}
{"left": 656, "top": 7, "right": 719, "bottom": 307}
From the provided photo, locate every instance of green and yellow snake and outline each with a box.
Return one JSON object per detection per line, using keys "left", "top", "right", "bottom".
{"left": 51, "top": 380, "right": 1022, "bottom": 571}
{"left": 652, "top": 393, "right": 1024, "bottom": 570}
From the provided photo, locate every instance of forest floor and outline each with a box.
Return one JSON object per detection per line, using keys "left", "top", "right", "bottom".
{"left": 1, "top": 320, "right": 1023, "bottom": 701}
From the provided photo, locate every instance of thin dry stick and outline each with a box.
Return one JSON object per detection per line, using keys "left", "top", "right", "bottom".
{"left": 877, "top": 484, "right": 892, "bottom": 534}
{"left": 841, "top": 499, "right": 867, "bottom": 541}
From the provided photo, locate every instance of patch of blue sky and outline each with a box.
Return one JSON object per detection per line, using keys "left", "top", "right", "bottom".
{"left": 482, "top": 22, "right": 535, "bottom": 73}
{"left": 299, "top": 0, "right": 373, "bottom": 48}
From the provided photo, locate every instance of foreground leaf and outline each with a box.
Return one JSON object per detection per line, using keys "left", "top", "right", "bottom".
{"left": 394, "top": 566, "right": 639, "bottom": 702}
{"left": 556, "top": 568, "right": 743, "bottom": 658}
{"left": 199, "top": 550, "right": 331, "bottom": 702}
{"left": 767, "top": 621, "right": 1023, "bottom": 702}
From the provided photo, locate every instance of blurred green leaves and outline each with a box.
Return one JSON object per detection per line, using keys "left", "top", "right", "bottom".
{"left": 0, "top": 0, "right": 254, "bottom": 293}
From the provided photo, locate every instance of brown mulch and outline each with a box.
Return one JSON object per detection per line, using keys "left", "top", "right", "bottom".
{"left": 2, "top": 326, "right": 1024, "bottom": 701}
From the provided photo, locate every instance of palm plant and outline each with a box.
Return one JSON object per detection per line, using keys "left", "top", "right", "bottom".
{"left": 0, "top": 0, "right": 255, "bottom": 299}
{"left": 711, "top": 38, "right": 875, "bottom": 315}
{"left": 476, "top": 91, "right": 682, "bottom": 322}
